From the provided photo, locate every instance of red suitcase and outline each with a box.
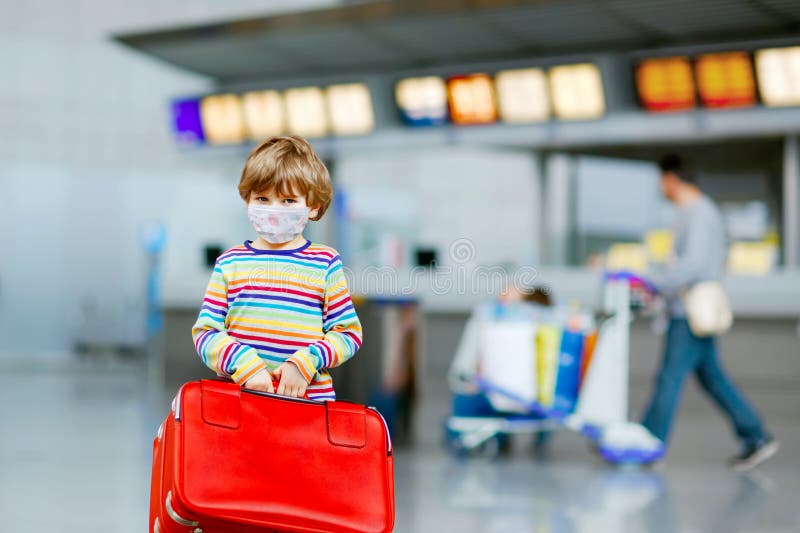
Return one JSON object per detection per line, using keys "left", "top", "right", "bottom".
{"left": 149, "top": 379, "right": 395, "bottom": 533}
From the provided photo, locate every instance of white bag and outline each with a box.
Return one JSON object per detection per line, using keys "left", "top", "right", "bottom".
{"left": 478, "top": 320, "right": 538, "bottom": 413}
{"left": 683, "top": 281, "right": 733, "bottom": 337}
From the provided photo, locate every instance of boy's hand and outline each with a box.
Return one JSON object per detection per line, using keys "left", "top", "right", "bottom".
{"left": 243, "top": 367, "right": 275, "bottom": 393}
{"left": 273, "top": 362, "right": 309, "bottom": 398}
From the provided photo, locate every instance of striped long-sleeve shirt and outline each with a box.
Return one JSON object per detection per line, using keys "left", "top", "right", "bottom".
{"left": 191, "top": 239, "right": 362, "bottom": 400}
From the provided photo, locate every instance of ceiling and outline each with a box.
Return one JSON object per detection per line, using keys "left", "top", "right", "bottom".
{"left": 113, "top": 0, "right": 800, "bottom": 82}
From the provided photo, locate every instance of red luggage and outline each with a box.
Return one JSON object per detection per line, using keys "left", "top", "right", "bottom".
{"left": 149, "top": 379, "right": 395, "bottom": 533}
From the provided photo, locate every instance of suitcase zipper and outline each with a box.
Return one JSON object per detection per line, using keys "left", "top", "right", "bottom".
{"left": 165, "top": 491, "right": 202, "bottom": 531}
{"left": 367, "top": 407, "right": 393, "bottom": 456}
{"left": 171, "top": 386, "right": 185, "bottom": 421}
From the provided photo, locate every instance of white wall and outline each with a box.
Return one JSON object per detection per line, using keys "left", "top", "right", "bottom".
{"left": 334, "top": 147, "right": 542, "bottom": 303}
{"left": 575, "top": 155, "right": 666, "bottom": 237}
{"left": 0, "top": 0, "right": 337, "bottom": 357}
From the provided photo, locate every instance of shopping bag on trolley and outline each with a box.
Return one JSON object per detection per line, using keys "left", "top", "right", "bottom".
{"left": 552, "top": 329, "right": 584, "bottom": 415}
{"left": 536, "top": 324, "right": 561, "bottom": 408}
{"left": 579, "top": 330, "right": 598, "bottom": 386}
{"left": 477, "top": 319, "right": 538, "bottom": 413}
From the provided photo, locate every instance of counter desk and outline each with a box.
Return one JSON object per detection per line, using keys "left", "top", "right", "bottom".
{"left": 156, "top": 268, "right": 800, "bottom": 420}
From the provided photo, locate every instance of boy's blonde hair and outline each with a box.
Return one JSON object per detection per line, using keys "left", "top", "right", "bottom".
{"left": 238, "top": 136, "right": 332, "bottom": 220}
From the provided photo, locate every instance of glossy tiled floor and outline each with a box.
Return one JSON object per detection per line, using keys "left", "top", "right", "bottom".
{"left": 1, "top": 359, "right": 798, "bottom": 533}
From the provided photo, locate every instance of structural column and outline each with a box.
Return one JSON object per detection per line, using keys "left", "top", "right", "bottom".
{"left": 543, "top": 153, "right": 574, "bottom": 266}
{"left": 784, "top": 136, "right": 799, "bottom": 268}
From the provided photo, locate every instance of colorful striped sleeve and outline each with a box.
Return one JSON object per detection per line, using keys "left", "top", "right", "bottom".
{"left": 287, "top": 255, "right": 363, "bottom": 383}
{"left": 191, "top": 260, "right": 266, "bottom": 385}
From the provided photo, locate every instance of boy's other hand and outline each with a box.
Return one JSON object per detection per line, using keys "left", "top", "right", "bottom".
{"left": 243, "top": 367, "right": 275, "bottom": 393}
{"left": 274, "top": 362, "right": 309, "bottom": 398}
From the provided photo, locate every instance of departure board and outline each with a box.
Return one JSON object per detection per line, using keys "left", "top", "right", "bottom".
{"left": 284, "top": 87, "right": 329, "bottom": 138}
{"left": 495, "top": 67, "right": 550, "bottom": 123}
{"left": 242, "top": 90, "right": 285, "bottom": 140}
{"left": 171, "top": 98, "right": 205, "bottom": 145}
{"left": 326, "top": 83, "right": 375, "bottom": 136}
{"left": 636, "top": 57, "right": 696, "bottom": 112}
{"left": 395, "top": 76, "right": 449, "bottom": 126}
{"left": 446, "top": 73, "right": 497, "bottom": 125}
{"left": 756, "top": 46, "right": 800, "bottom": 107}
{"left": 696, "top": 52, "right": 756, "bottom": 109}
{"left": 549, "top": 64, "right": 605, "bottom": 120}
{"left": 199, "top": 94, "right": 246, "bottom": 145}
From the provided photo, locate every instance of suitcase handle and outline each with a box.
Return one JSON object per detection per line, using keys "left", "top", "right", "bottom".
{"left": 205, "top": 377, "right": 313, "bottom": 401}
{"left": 195, "top": 380, "right": 392, "bottom": 454}
{"left": 201, "top": 379, "right": 318, "bottom": 430}
{"left": 202, "top": 380, "right": 369, "bottom": 448}
{"left": 243, "top": 380, "right": 310, "bottom": 400}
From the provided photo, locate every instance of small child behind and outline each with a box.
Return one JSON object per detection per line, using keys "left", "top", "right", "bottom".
{"left": 192, "top": 136, "right": 362, "bottom": 400}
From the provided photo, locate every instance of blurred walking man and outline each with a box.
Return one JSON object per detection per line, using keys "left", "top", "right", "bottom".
{"left": 642, "top": 154, "right": 778, "bottom": 471}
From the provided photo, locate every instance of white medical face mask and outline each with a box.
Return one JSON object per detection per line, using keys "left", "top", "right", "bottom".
{"left": 247, "top": 204, "right": 311, "bottom": 244}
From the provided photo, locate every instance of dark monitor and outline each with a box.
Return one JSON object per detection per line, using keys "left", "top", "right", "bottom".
{"left": 204, "top": 244, "right": 224, "bottom": 269}
{"left": 415, "top": 248, "right": 438, "bottom": 268}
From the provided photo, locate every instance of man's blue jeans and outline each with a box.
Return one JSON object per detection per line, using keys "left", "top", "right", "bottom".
{"left": 642, "top": 318, "right": 767, "bottom": 448}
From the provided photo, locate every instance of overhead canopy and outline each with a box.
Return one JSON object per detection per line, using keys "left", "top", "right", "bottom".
{"left": 114, "top": 0, "right": 800, "bottom": 82}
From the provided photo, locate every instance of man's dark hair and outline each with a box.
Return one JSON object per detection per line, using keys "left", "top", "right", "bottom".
{"left": 658, "top": 153, "right": 696, "bottom": 184}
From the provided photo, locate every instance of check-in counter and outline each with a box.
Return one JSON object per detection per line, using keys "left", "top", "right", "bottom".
{"left": 410, "top": 268, "right": 800, "bottom": 423}
{"left": 415, "top": 268, "right": 800, "bottom": 318}
{"left": 157, "top": 268, "right": 800, "bottom": 432}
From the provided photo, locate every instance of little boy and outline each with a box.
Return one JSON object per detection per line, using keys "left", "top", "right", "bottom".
{"left": 191, "top": 136, "right": 362, "bottom": 400}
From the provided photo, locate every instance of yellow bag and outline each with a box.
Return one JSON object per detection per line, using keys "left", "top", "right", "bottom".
{"left": 536, "top": 324, "right": 562, "bottom": 407}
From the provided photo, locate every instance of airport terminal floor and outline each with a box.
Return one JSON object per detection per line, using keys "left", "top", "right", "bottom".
{"left": 2, "top": 356, "right": 797, "bottom": 533}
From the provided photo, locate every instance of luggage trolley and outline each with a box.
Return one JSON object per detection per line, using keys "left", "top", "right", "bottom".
{"left": 444, "top": 273, "right": 665, "bottom": 465}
